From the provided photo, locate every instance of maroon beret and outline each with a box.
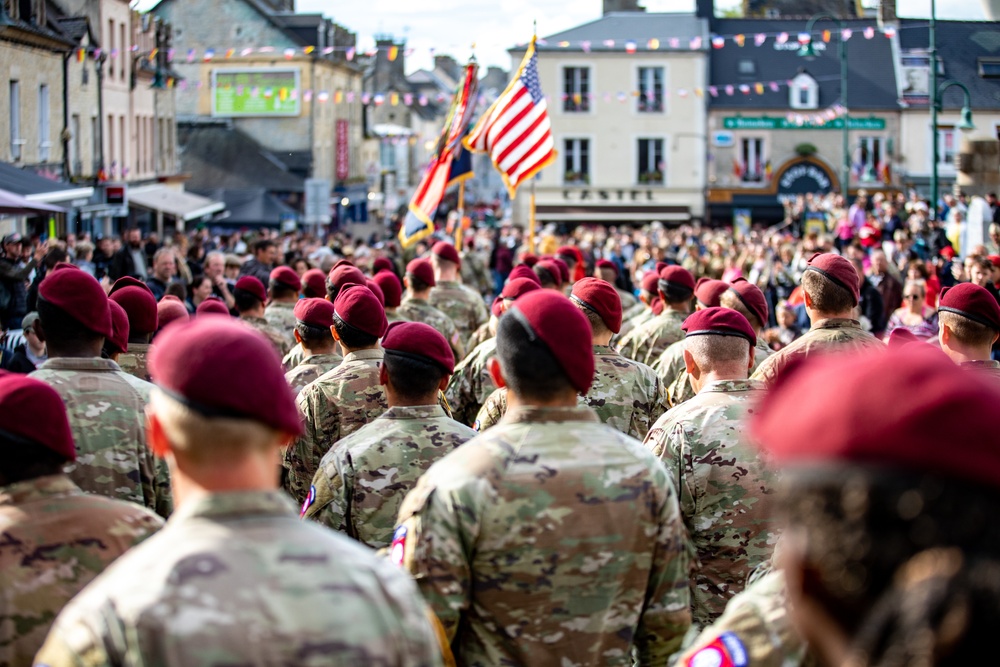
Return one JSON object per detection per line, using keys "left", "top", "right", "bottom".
{"left": 372, "top": 257, "right": 394, "bottom": 275}
{"left": 234, "top": 275, "right": 267, "bottom": 303}
{"left": 887, "top": 327, "right": 919, "bottom": 349}
{"left": 508, "top": 265, "right": 541, "bottom": 285}
{"left": 939, "top": 282, "right": 1000, "bottom": 331}
{"left": 521, "top": 253, "right": 539, "bottom": 268}
{"left": 157, "top": 295, "right": 190, "bottom": 331}
{"left": 727, "top": 278, "right": 769, "bottom": 329}
{"left": 683, "top": 306, "right": 756, "bottom": 346}
{"left": 333, "top": 283, "right": 388, "bottom": 338}
{"left": 502, "top": 277, "right": 541, "bottom": 301}
{"left": 301, "top": 269, "right": 327, "bottom": 299}
{"left": 0, "top": 372, "right": 75, "bottom": 461}
{"left": 39, "top": 268, "right": 113, "bottom": 339}
{"left": 373, "top": 271, "right": 403, "bottom": 308}
{"left": 658, "top": 265, "right": 696, "bottom": 292}
{"left": 804, "top": 252, "right": 860, "bottom": 306}
{"left": 655, "top": 261, "right": 669, "bottom": 274}
{"left": 595, "top": 259, "right": 618, "bottom": 276}
{"left": 556, "top": 246, "right": 579, "bottom": 264}
{"left": 365, "top": 278, "right": 386, "bottom": 307}
{"left": 751, "top": 346, "right": 1000, "bottom": 490}
{"left": 406, "top": 258, "right": 436, "bottom": 287}
{"left": 109, "top": 283, "right": 158, "bottom": 336}
{"left": 108, "top": 276, "right": 152, "bottom": 297}
{"left": 196, "top": 297, "right": 230, "bottom": 316}
{"left": 149, "top": 317, "right": 301, "bottom": 435}
{"left": 294, "top": 297, "right": 336, "bottom": 329}
{"left": 572, "top": 277, "right": 623, "bottom": 334}
{"left": 507, "top": 290, "right": 595, "bottom": 394}
{"left": 269, "top": 266, "right": 302, "bottom": 292}
{"left": 694, "top": 278, "right": 729, "bottom": 308}
{"left": 490, "top": 295, "right": 504, "bottom": 318}
{"left": 651, "top": 297, "right": 664, "bottom": 316}
{"left": 432, "top": 241, "right": 461, "bottom": 266}
{"left": 106, "top": 300, "right": 129, "bottom": 354}
{"left": 328, "top": 264, "right": 367, "bottom": 293}
{"left": 534, "top": 259, "right": 564, "bottom": 288}
{"left": 549, "top": 257, "right": 571, "bottom": 284}
{"left": 382, "top": 321, "right": 455, "bottom": 374}
{"left": 640, "top": 272, "right": 660, "bottom": 294}
{"left": 331, "top": 259, "right": 356, "bottom": 269}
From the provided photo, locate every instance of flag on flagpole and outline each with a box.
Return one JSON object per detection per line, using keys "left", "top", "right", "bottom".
{"left": 464, "top": 37, "right": 556, "bottom": 199}
{"left": 398, "top": 62, "right": 480, "bottom": 248}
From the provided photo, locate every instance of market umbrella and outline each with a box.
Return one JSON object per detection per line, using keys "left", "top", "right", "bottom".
{"left": 0, "top": 188, "right": 66, "bottom": 216}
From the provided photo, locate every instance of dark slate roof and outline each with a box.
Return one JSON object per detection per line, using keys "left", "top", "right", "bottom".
{"left": 190, "top": 187, "right": 296, "bottom": 226}
{"left": 0, "top": 162, "right": 79, "bottom": 196}
{"left": 533, "top": 13, "right": 709, "bottom": 52}
{"left": 177, "top": 122, "right": 305, "bottom": 192}
{"left": 54, "top": 16, "right": 91, "bottom": 43}
{"left": 899, "top": 19, "right": 1000, "bottom": 110}
{"left": 709, "top": 18, "right": 899, "bottom": 110}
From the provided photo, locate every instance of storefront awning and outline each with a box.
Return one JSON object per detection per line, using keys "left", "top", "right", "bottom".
{"left": 0, "top": 161, "right": 93, "bottom": 204}
{"left": 128, "top": 185, "right": 225, "bottom": 222}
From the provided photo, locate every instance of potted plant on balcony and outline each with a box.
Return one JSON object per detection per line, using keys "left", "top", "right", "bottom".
{"left": 565, "top": 170, "right": 588, "bottom": 185}
{"left": 640, "top": 170, "right": 663, "bottom": 184}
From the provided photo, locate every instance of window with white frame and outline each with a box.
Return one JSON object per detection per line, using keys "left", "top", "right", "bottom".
{"left": 741, "top": 137, "right": 766, "bottom": 183}
{"left": 789, "top": 72, "right": 818, "bottom": 110}
{"left": 937, "top": 126, "right": 956, "bottom": 168}
{"left": 563, "top": 67, "right": 590, "bottom": 112}
{"left": 857, "top": 136, "right": 884, "bottom": 182}
{"left": 9, "top": 80, "right": 21, "bottom": 161}
{"left": 637, "top": 138, "right": 664, "bottom": 184}
{"left": 38, "top": 84, "right": 50, "bottom": 162}
{"left": 563, "top": 138, "right": 590, "bottom": 184}
{"left": 637, "top": 66, "right": 664, "bottom": 113}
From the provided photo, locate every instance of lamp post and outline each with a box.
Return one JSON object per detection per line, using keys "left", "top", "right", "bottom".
{"left": 798, "top": 13, "right": 850, "bottom": 200}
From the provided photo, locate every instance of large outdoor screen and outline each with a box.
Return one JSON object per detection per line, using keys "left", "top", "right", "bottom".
{"left": 211, "top": 68, "right": 301, "bottom": 117}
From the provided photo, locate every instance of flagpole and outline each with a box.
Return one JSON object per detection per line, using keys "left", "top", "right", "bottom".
{"left": 456, "top": 180, "right": 465, "bottom": 249}
{"left": 528, "top": 179, "right": 537, "bottom": 255}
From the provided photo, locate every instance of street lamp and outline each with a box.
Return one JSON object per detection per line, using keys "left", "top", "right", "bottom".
{"left": 798, "top": 13, "right": 850, "bottom": 200}
{"left": 931, "top": 79, "right": 976, "bottom": 212}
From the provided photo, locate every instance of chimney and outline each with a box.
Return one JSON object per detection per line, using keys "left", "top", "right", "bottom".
{"left": 696, "top": 0, "right": 715, "bottom": 20}
{"left": 434, "top": 55, "right": 460, "bottom": 82}
{"left": 877, "top": 0, "right": 897, "bottom": 26}
{"left": 603, "top": 0, "right": 645, "bottom": 15}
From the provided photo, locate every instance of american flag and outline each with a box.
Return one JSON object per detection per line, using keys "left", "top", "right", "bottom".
{"left": 465, "top": 38, "right": 556, "bottom": 197}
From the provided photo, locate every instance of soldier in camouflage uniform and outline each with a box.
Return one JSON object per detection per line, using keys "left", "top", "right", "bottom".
{"left": 0, "top": 373, "right": 163, "bottom": 667}
{"left": 650, "top": 279, "right": 729, "bottom": 389}
{"left": 374, "top": 270, "right": 411, "bottom": 324}
{"left": 644, "top": 308, "right": 777, "bottom": 628}
{"left": 936, "top": 282, "right": 1000, "bottom": 383}
{"left": 399, "top": 258, "right": 464, "bottom": 360}
{"left": 465, "top": 296, "right": 500, "bottom": 352}
{"left": 752, "top": 254, "right": 884, "bottom": 386}
{"left": 108, "top": 277, "right": 159, "bottom": 382}
{"left": 460, "top": 240, "right": 493, "bottom": 298}
{"left": 284, "top": 298, "right": 343, "bottom": 395}
{"left": 429, "top": 241, "right": 488, "bottom": 348}
{"left": 304, "top": 322, "right": 476, "bottom": 549}
{"left": 619, "top": 265, "right": 694, "bottom": 365}
{"left": 264, "top": 266, "right": 302, "bottom": 352}
{"left": 283, "top": 285, "right": 389, "bottom": 505}
{"left": 35, "top": 316, "right": 444, "bottom": 667}
{"left": 394, "top": 291, "right": 691, "bottom": 665}
{"left": 595, "top": 258, "right": 637, "bottom": 311}
{"left": 233, "top": 275, "right": 290, "bottom": 356}
{"left": 617, "top": 270, "right": 661, "bottom": 341}
{"left": 31, "top": 265, "right": 168, "bottom": 517}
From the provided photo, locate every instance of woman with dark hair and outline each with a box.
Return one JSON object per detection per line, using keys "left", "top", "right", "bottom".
{"left": 186, "top": 274, "right": 213, "bottom": 313}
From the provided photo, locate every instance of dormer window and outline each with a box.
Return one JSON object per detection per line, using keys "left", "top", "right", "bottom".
{"left": 789, "top": 71, "right": 818, "bottom": 110}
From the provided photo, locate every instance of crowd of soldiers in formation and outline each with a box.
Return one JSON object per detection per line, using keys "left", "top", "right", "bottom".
{"left": 3, "top": 236, "right": 1000, "bottom": 667}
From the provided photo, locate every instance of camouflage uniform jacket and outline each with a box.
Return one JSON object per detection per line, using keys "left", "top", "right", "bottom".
{"left": 751, "top": 318, "right": 885, "bottom": 386}
{"left": 430, "top": 280, "right": 488, "bottom": 349}
{"left": 386, "top": 308, "right": 410, "bottom": 324}
{"left": 0, "top": 474, "right": 162, "bottom": 667}
{"left": 282, "top": 342, "right": 305, "bottom": 372}
{"left": 265, "top": 300, "right": 299, "bottom": 352}
{"left": 115, "top": 342, "right": 151, "bottom": 382}
{"left": 242, "top": 314, "right": 291, "bottom": 357}
{"left": 113, "top": 372, "right": 173, "bottom": 518}
{"left": 304, "top": 405, "right": 477, "bottom": 549}
{"left": 651, "top": 339, "right": 688, "bottom": 388}
{"left": 460, "top": 250, "right": 493, "bottom": 297}
{"left": 617, "top": 287, "right": 638, "bottom": 312}
{"left": 444, "top": 337, "right": 497, "bottom": 427}
{"left": 465, "top": 320, "right": 494, "bottom": 352}
{"left": 398, "top": 297, "right": 464, "bottom": 359}
{"left": 474, "top": 346, "right": 667, "bottom": 440}
{"left": 617, "top": 303, "right": 653, "bottom": 340}
{"left": 34, "top": 491, "right": 444, "bottom": 667}
{"left": 619, "top": 308, "right": 688, "bottom": 366}
{"left": 283, "top": 348, "right": 388, "bottom": 504}
{"left": 962, "top": 359, "right": 1000, "bottom": 384}
{"left": 666, "top": 339, "right": 773, "bottom": 409}
{"left": 644, "top": 379, "right": 778, "bottom": 628}
{"left": 31, "top": 358, "right": 163, "bottom": 515}
{"left": 394, "top": 405, "right": 691, "bottom": 665}
{"left": 677, "top": 570, "right": 815, "bottom": 667}
{"left": 285, "top": 352, "right": 344, "bottom": 395}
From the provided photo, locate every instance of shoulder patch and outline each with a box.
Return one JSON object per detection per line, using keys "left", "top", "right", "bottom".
{"left": 299, "top": 484, "right": 316, "bottom": 518}
{"left": 685, "top": 632, "right": 748, "bottom": 667}
{"left": 390, "top": 526, "right": 407, "bottom": 566}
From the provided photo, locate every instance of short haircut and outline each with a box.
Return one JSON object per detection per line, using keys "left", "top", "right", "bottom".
{"left": 657, "top": 282, "right": 694, "bottom": 306}
{"left": 0, "top": 432, "right": 69, "bottom": 484}
{"left": 574, "top": 301, "right": 610, "bottom": 337}
{"left": 534, "top": 265, "right": 559, "bottom": 288}
{"left": 332, "top": 313, "right": 378, "bottom": 349}
{"left": 294, "top": 321, "right": 333, "bottom": 346}
{"left": 253, "top": 239, "right": 276, "bottom": 254}
{"left": 165, "top": 282, "right": 187, "bottom": 301}
{"left": 150, "top": 390, "right": 281, "bottom": 465}
{"left": 719, "top": 291, "right": 762, "bottom": 330}
{"left": 269, "top": 279, "right": 298, "bottom": 300}
{"left": 685, "top": 334, "right": 751, "bottom": 372}
{"left": 233, "top": 287, "right": 263, "bottom": 313}
{"left": 37, "top": 297, "right": 103, "bottom": 347}
{"left": 940, "top": 310, "right": 997, "bottom": 347}
{"left": 190, "top": 274, "right": 211, "bottom": 291}
{"left": 802, "top": 270, "right": 856, "bottom": 314}
{"left": 43, "top": 247, "right": 68, "bottom": 269}
{"left": 407, "top": 274, "right": 431, "bottom": 293}
{"left": 383, "top": 353, "right": 444, "bottom": 401}
{"left": 495, "top": 313, "right": 575, "bottom": 400}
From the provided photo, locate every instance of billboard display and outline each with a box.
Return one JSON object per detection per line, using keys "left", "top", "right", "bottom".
{"left": 211, "top": 68, "right": 301, "bottom": 117}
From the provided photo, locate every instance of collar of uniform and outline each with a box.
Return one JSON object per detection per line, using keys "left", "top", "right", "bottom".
{"left": 700, "top": 378, "right": 763, "bottom": 394}
{"left": 811, "top": 318, "right": 863, "bottom": 331}
{"left": 300, "top": 352, "right": 343, "bottom": 366}
{"left": 242, "top": 315, "right": 269, "bottom": 325}
{"left": 343, "top": 348, "right": 384, "bottom": 363}
{"left": 435, "top": 280, "right": 460, "bottom": 289}
{"left": 0, "top": 474, "right": 80, "bottom": 507}
{"left": 380, "top": 405, "right": 447, "bottom": 420}
{"left": 503, "top": 405, "right": 599, "bottom": 424}
{"left": 168, "top": 490, "right": 297, "bottom": 524}
{"left": 36, "top": 356, "right": 123, "bottom": 373}
{"left": 403, "top": 296, "right": 428, "bottom": 306}
{"left": 268, "top": 300, "right": 296, "bottom": 310}
{"left": 659, "top": 308, "right": 688, "bottom": 321}
{"left": 593, "top": 344, "right": 618, "bottom": 355}
{"left": 962, "top": 359, "right": 1000, "bottom": 369}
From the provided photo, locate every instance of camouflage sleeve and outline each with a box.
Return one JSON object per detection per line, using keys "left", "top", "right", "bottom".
{"left": 33, "top": 609, "right": 116, "bottom": 667}
{"left": 648, "top": 376, "right": 669, "bottom": 428}
{"left": 446, "top": 322, "right": 465, "bottom": 363}
{"left": 304, "top": 454, "right": 352, "bottom": 536}
{"left": 749, "top": 352, "right": 782, "bottom": 387}
{"left": 632, "top": 469, "right": 692, "bottom": 663}
{"left": 152, "top": 455, "right": 173, "bottom": 519}
{"left": 662, "top": 422, "right": 698, "bottom": 522}
{"left": 283, "top": 388, "right": 339, "bottom": 504}
{"left": 666, "top": 372, "right": 694, "bottom": 409}
{"left": 472, "top": 388, "right": 506, "bottom": 433}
